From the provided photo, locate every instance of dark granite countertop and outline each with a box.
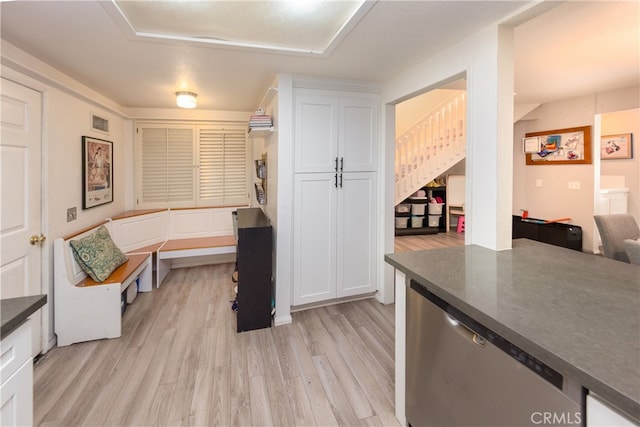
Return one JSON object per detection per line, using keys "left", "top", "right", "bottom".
{"left": 1, "top": 295, "right": 47, "bottom": 338}
{"left": 385, "top": 239, "right": 640, "bottom": 422}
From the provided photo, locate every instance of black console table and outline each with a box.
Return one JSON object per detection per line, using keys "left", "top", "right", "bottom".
{"left": 236, "top": 207, "right": 273, "bottom": 332}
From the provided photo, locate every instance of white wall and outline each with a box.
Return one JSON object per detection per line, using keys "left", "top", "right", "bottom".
{"left": 601, "top": 108, "right": 640, "bottom": 220}
{"left": 2, "top": 43, "right": 131, "bottom": 349}
{"left": 1, "top": 40, "right": 255, "bottom": 349}
{"left": 512, "top": 86, "right": 640, "bottom": 252}
{"left": 380, "top": 23, "right": 516, "bottom": 303}
{"left": 274, "top": 74, "right": 294, "bottom": 326}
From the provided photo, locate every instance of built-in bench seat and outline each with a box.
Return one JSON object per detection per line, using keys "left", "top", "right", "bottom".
{"left": 54, "top": 206, "right": 241, "bottom": 346}
{"left": 76, "top": 253, "right": 150, "bottom": 288}
{"left": 54, "top": 222, "right": 153, "bottom": 346}
{"left": 110, "top": 207, "right": 240, "bottom": 287}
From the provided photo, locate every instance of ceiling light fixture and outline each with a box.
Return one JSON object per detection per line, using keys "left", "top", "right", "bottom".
{"left": 176, "top": 91, "right": 197, "bottom": 109}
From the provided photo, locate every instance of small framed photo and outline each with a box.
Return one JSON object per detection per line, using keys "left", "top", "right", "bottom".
{"left": 82, "top": 136, "right": 113, "bottom": 209}
{"left": 601, "top": 133, "right": 632, "bottom": 160}
{"left": 522, "top": 136, "right": 541, "bottom": 153}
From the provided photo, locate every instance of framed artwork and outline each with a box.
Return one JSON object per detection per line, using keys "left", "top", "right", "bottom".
{"left": 82, "top": 136, "right": 113, "bottom": 209}
{"left": 601, "top": 133, "right": 632, "bottom": 160}
{"left": 525, "top": 126, "right": 592, "bottom": 165}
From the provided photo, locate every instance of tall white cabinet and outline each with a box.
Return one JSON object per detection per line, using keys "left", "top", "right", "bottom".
{"left": 292, "top": 89, "right": 378, "bottom": 306}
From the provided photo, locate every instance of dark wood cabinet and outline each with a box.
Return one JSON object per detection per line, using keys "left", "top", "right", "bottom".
{"left": 236, "top": 207, "right": 273, "bottom": 332}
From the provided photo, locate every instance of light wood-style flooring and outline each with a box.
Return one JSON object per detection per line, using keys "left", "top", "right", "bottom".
{"left": 34, "top": 232, "right": 463, "bottom": 426}
{"left": 33, "top": 263, "right": 399, "bottom": 427}
{"left": 394, "top": 230, "right": 465, "bottom": 253}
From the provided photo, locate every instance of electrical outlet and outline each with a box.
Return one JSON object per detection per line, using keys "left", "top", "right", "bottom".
{"left": 568, "top": 181, "right": 581, "bottom": 190}
{"left": 67, "top": 207, "right": 77, "bottom": 222}
{"left": 535, "top": 179, "right": 542, "bottom": 188}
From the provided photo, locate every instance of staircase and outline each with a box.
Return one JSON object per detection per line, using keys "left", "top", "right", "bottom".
{"left": 395, "top": 91, "right": 466, "bottom": 205}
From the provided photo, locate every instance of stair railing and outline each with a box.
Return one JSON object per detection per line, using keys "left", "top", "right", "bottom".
{"left": 395, "top": 91, "right": 466, "bottom": 204}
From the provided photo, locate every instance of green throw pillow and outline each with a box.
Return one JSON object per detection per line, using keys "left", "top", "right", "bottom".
{"left": 69, "top": 225, "right": 127, "bottom": 282}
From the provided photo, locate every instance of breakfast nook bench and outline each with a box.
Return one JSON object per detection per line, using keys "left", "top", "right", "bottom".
{"left": 54, "top": 221, "right": 152, "bottom": 346}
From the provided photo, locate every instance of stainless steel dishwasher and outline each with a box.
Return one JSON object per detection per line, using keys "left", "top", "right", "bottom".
{"left": 406, "top": 280, "right": 584, "bottom": 427}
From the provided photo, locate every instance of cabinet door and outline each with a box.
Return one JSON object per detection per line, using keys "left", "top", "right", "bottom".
{"left": 293, "top": 173, "right": 338, "bottom": 305}
{"left": 0, "top": 362, "right": 33, "bottom": 427}
{"left": 337, "top": 172, "right": 377, "bottom": 298}
{"left": 339, "top": 95, "right": 378, "bottom": 172}
{"left": 586, "top": 394, "right": 637, "bottom": 426}
{"left": 294, "top": 93, "right": 339, "bottom": 173}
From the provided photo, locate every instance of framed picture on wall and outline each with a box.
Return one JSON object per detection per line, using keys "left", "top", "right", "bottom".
{"left": 82, "top": 136, "right": 113, "bottom": 209}
{"left": 601, "top": 133, "right": 632, "bottom": 160}
{"left": 525, "top": 126, "right": 592, "bottom": 165}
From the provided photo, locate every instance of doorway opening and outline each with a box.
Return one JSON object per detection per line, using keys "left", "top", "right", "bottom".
{"left": 393, "top": 78, "right": 467, "bottom": 253}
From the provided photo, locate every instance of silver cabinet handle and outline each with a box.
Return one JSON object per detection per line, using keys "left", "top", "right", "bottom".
{"left": 339, "top": 173, "right": 343, "bottom": 188}
{"left": 340, "top": 157, "right": 344, "bottom": 172}
{"left": 335, "top": 157, "right": 338, "bottom": 172}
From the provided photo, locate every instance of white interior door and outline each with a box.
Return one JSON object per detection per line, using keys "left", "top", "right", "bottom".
{"left": 1, "top": 78, "right": 43, "bottom": 357}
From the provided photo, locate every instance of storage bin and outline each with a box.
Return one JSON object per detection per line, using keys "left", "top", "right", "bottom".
{"left": 395, "top": 217, "right": 409, "bottom": 228}
{"left": 409, "top": 196, "right": 428, "bottom": 202}
{"left": 428, "top": 203, "right": 444, "bottom": 215}
{"left": 428, "top": 215, "right": 441, "bottom": 227}
{"left": 121, "top": 293, "right": 126, "bottom": 316}
{"left": 396, "top": 203, "right": 411, "bottom": 214}
{"left": 411, "top": 203, "right": 426, "bottom": 216}
{"left": 411, "top": 216, "right": 424, "bottom": 228}
{"left": 126, "top": 278, "right": 138, "bottom": 304}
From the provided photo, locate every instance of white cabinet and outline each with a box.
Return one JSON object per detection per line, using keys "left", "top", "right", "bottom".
{"left": 587, "top": 394, "right": 638, "bottom": 426}
{"left": 292, "top": 88, "right": 379, "bottom": 306}
{"left": 336, "top": 172, "right": 377, "bottom": 298}
{"left": 1, "top": 319, "right": 33, "bottom": 427}
{"left": 293, "top": 172, "right": 377, "bottom": 305}
{"left": 294, "top": 90, "right": 378, "bottom": 173}
{"left": 596, "top": 188, "right": 630, "bottom": 251}
{"left": 598, "top": 188, "right": 629, "bottom": 215}
{"left": 292, "top": 88, "right": 378, "bottom": 306}
{"left": 293, "top": 173, "right": 337, "bottom": 304}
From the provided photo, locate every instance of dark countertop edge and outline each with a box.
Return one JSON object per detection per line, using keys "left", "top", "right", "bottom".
{"left": 1, "top": 295, "right": 47, "bottom": 339}
{"left": 385, "top": 254, "right": 640, "bottom": 422}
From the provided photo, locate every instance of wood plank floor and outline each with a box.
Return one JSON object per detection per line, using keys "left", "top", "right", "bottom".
{"left": 394, "top": 230, "right": 465, "bottom": 252}
{"left": 33, "top": 263, "right": 400, "bottom": 427}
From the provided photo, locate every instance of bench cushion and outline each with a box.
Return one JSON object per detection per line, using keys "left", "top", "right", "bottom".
{"left": 70, "top": 225, "right": 128, "bottom": 282}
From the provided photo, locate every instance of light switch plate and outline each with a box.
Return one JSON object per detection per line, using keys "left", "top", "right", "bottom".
{"left": 67, "top": 207, "right": 77, "bottom": 222}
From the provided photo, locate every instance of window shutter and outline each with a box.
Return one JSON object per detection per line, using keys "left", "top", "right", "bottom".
{"left": 198, "top": 127, "right": 248, "bottom": 205}
{"left": 139, "top": 126, "right": 194, "bottom": 205}
{"left": 167, "top": 128, "right": 195, "bottom": 202}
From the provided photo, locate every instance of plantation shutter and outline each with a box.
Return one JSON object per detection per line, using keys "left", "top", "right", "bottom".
{"left": 198, "top": 127, "right": 248, "bottom": 205}
{"left": 138, "top": 126, "right": 195, "bottom": 206}
{"left": 136, "top": 122, "right": 248, "bottom": 208}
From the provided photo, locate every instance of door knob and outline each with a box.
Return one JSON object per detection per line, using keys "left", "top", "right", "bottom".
{"left": 29, "top": 234, "right": 46, "bottom": 245}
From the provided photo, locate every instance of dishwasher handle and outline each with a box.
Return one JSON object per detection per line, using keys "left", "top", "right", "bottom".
{"left": 445, "top": 313, "right": 486, "bottom": 347}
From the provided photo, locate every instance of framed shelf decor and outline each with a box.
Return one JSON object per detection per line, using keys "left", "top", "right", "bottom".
{"left": 82, "top": 136, "right": 113, "bottom": 209}
{"left": 601, "top": 133, "right": 632, "bottom": 160}
{"left": 525, "top": 126, "right": 592, "bottom": 165}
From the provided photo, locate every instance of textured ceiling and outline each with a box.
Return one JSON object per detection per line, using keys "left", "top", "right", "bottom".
{"left": 1, "top": 1, "right": 637, "bottom": 112}
{"left": 113, "top": 0, "right": 370, "bottom": 54}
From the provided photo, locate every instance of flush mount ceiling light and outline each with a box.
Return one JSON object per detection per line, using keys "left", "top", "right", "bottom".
{"left": 176, "top": 91, "right": 197, "bottom": 109}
